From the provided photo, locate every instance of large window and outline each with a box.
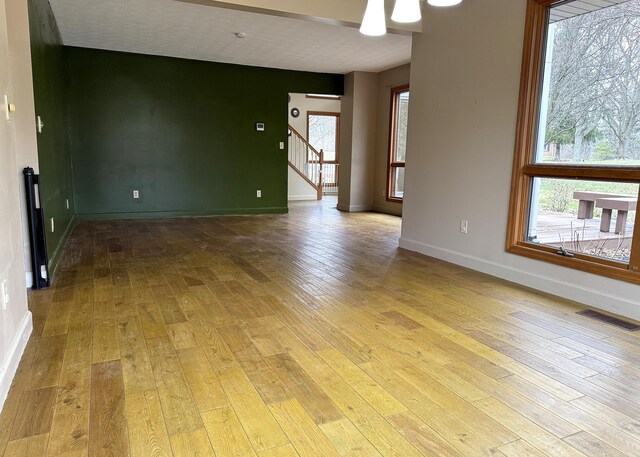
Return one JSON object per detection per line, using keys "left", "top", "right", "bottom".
{"left": 508, "top": 0, "right": 640, "bottom": 283}
{"left": 388, "top": 86, "right": 409, "bottom": 202}
{"left": 307, "top": 112, "right": 339, "bottom": 163}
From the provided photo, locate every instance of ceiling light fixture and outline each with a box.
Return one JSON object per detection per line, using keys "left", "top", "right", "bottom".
{"left": 360, "top": 0, "right": 387, "bottom": 36}
{"left": 392, "top": 0, "right": 422, "bottom": 23}
{"left": 427, "top": 0, "right": 463, "bottom": 6}
{"left": 361, "top": 0, "right": 463, "bottom": 36}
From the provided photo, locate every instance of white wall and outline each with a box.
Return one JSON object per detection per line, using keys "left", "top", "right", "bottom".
{"left": 400, "top": 0, "right": 640, "bottom": 320}
{"left": 287, "top": 93, "right": 341, "bottom": 201}
{"left": 372, "top": 64, "right": 410, "bottom": 216}
{"left": 0, "top": 0, "right": 34, "bottom": 411}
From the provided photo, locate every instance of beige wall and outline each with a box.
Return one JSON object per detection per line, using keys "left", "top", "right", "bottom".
{"left": 338, "top": 71, "right": 377, "bottom": 212}
{"left": 400, "top": 0, "right": 640, "bottom": 319}
{"left": 287, "top": 92, "right": 341, "bottom": 201}
{"left": 6, "top": 0, "right": 38, "bottom": 284}
{"left": 0, "top": 0, "right": 34, "bottom": 409}
{"left": 372, "top": 64, "right": 409, "bottom": 216}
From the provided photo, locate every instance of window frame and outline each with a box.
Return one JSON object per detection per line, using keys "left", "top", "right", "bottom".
{"left": 507, "top": 0, "right": 640, "bottom": 284}
{"left": 306, "top": 111, "right": 340, "bottom": 164}
{"left": 387, "top": 85, "right": 410, "bottom": 203}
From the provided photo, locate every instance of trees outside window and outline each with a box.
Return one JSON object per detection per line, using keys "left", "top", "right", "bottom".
{"left": 388, "top": 86, "right": 409, "bottom": 202}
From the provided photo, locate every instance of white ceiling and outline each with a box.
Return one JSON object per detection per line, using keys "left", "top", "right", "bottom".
{"left": 49, "top": 0, "right": 412, "bottom": 74}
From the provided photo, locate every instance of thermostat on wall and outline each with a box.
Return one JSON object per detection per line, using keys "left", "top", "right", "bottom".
{"left": 256, "top": 123, "right": 265, "bottom": 131}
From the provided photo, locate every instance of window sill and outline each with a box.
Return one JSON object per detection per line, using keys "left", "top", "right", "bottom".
{"left": 507, "top": 242, "right": 640, "bottom": 285}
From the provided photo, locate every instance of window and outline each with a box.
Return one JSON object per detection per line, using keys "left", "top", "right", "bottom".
{"left": 508, "top": 0, "right": 640, "bottom": 284}
{"left": 388, "top": 86, "right": 409, "bottom": 202}
{"left": 307, "top": 112, "right": 340, "bottom": 163}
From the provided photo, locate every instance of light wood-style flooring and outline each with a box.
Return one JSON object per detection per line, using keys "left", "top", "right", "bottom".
{"left": 1, "top": 199, "right": 640, "bottom": 456}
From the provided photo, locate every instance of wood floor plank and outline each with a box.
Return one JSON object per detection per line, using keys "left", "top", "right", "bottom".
{"left": 92, "top": 318, "right": 120, "bottom": 363}
{"left": 216, "top": 365, "right": 289, "bottom": 451}
{"left": 29, "top": 335, "right": 66, "bottom": 390}
{"left": 319, "top": 418, "right": 382, "bottom": 457}
{"left": 268, "top": 399, "right": 340, "bottom": 457}
{"left": 169, "top": 428, "right": 215, "bottom": 457}
{"left": 10, "top": 388, "right": 57, "bottom": 440}
{"left": 89, "top": 360, "right": 130, "bottom": 457}
{"left": 176, "top": 346, "right": 228, "bottom": 411}
{"left": 201, "top": 407, "right": 257, "bottom": 457}
{"left": 265, "top": 353, "right": 343, "bottom": 425}
{"left": 125, "top": 389, "right": 173, "bottom": 457}
{"left": 4, "top": 433, "right": 48, "bottom": 457}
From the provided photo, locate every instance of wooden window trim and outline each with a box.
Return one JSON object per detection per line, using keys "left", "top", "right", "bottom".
{"left": 306, "top": 111, "right": 340, "bottom": 164}
{"left": 387, "top": 85, "right": 410, "bottom": 203}
{"left": 506, "top": 0, "right": 640, "bottom": 283}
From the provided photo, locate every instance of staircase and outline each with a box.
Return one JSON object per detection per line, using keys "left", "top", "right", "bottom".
{"left": 288, "top": 125, "right": 338, "bottom": 200}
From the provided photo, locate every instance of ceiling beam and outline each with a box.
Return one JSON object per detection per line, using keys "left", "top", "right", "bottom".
{"left": 174, "top": 0, "right": 421, "bottom": 34}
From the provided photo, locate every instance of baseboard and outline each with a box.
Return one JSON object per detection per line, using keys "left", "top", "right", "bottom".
{"left": 0, "top": 311, "right": 33, "bottom": 412}
{"left": 76, "top": 207, "right": 289, "bottom": 220}
{"left": 48, "top": 214, "right": 76, "bottom": 279}
{"left": 337, "top": 204, "right": 372, "bottom": 212}
{"left": 399, "top": 237, "right": 640, "bottom": 321}
{"left": 288, "top": 195, "right": 318, "bottom": 201}
{"left": 371, "top": 204, "right": 402, "bottom": 217}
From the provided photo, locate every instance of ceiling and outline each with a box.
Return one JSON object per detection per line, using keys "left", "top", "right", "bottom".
{"left": 49, "top": 0, "right": 412, "bottom": 74}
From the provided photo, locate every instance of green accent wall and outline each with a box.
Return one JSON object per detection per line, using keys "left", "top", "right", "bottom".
{"left": 27, "top": 0, "right": 74, "bottom": 272}
{"left": 65, "top": 47, "right": 343, "bottom": 218}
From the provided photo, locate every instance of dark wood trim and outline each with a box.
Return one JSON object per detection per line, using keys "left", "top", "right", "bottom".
{"left": 522, "top": 164, "right": 640, "bottom": 181}
{"left": 505, "top": 0, "right": 640, "bottom": 285}
{"left": 387, "top": 84, "right": 410, "bottom": 203}
{"left": 306, "top": 111, "right": 340, "bottom": 164}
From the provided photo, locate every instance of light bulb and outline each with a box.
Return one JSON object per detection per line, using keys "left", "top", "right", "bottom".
{"left": 360, "top": 0, "right": 387, "bottom": 36}
{"left": 392, "top": 0, "right": 421, "bottom": 23}
{"left": 427, "top": 0, "right": 463, "bottom": 6}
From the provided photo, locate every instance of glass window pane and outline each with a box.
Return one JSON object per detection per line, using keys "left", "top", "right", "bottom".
{"left": 528, "top": 178, "right": 638, "bottom": 263}
{"left": 308, "top": 115, "right": 337, "bottom": 161}
{"left": 536, "top": 1, "right": 640, "bottom": 167}
{"left": 391, "top": 167, "right": 405, "bottom": 199}
{"left": 394, "top": 91, "right": 409, "bottom": 163}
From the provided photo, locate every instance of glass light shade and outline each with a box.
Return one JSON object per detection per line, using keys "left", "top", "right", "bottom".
{"left": 392, "top": 0, "right": 421, "bottom": 23}
{"left": 427, "top": 0, "right": 463, "bottom": 6}
{"left": 360, "top": 0, "right": 387, "bottom": 36}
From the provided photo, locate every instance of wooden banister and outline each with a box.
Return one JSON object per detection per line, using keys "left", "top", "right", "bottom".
{"left": 289, "top": 125, "right": 322, "bottom": 160}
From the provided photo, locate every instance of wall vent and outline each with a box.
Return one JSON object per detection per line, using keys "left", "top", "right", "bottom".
{"left": 576, "top": 309, "right": 640, "bottom": 331}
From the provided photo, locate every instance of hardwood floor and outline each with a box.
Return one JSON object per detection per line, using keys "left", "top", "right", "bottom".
{"left": 2, "top": 199, "right": 640, "bottom": 456}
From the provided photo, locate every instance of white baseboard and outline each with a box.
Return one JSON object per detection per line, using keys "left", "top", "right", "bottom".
{"left": 399, "top": 237, "right": 640, "bottom": 321}
{"left": 288, "top": 195, "right": 318, "bottom": 201}
{"left": 0, "top": 311, "right": 33, "bottom": 412}
{"left": 337, "top": 204, "right": 372, "bottom": 212}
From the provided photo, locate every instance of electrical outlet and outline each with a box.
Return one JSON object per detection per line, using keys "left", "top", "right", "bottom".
{"left": 50, "top": 217, "right": 55, "bottom": 233}
{"left": 256, "top": 190, "right": 262, "bottom": 198}
{"left": 65, "top": 198, "right": 69, "bottom": 210}
{"left": 460, "top": 219, "right": 469, "bottom": 234}
{"left": 279, "top": 142, "right": 285, "bottom": 150}
{"left": 133, "top": 190, "right": 140, "bottom": 199}
{"left": 0, "top": 280, "right": 8, "bottom": 310}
